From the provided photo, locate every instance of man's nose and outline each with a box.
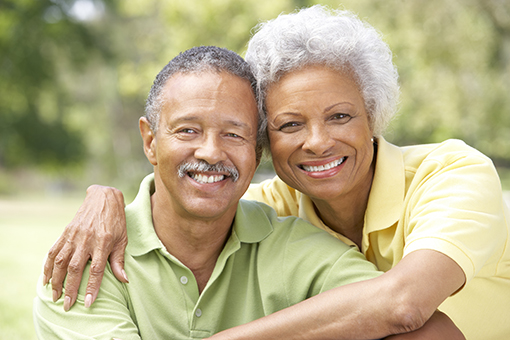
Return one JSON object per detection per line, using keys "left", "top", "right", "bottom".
{"left": 194, "top": 134, "right": 228, "bottom": 165}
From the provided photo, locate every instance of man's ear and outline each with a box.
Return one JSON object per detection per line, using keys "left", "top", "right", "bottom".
{"left": 139, "top": 117, "right": 157, "bottom": 165}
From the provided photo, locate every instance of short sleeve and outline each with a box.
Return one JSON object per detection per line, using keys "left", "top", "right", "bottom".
{"left": 33, "top": 261, "right": 141, "bottom": 340}
{"left": 403, "top": 144, "right": 507, "bottom": 282}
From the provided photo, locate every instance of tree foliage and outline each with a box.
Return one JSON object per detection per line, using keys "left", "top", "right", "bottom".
{"left": 1, "top": 0, "right": 509, "bottom": 192}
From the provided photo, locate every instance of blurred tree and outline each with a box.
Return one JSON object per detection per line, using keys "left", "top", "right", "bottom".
{"left": 1, "top": 0, "right": 509, "bottom": 194}
{"left": 0, "top": 0, "right": 119, "bottom": 170}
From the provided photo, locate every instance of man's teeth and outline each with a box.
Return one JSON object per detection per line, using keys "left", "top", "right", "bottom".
{"left": 191, "top": 173, "right": 225, "bottom": 184}
{"left": 302, "top": 157, "right": 346, "bottom": 172}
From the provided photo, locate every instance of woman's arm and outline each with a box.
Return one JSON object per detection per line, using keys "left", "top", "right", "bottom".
{"left": 43, "top": 184, "right": 129, "bottom": 311}
{"left": 205, "top": 249, "right": 465, "bottom": 340}
{"left": 384, "top": 310, "right": 464, "bottom": 340}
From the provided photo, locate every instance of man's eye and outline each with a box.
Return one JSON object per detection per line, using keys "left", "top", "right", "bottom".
{"left": 226, "top": 133, "right": 241, "bottom": 138}
{"left": 179, "top": 128, "right": 195, "bottom": 134}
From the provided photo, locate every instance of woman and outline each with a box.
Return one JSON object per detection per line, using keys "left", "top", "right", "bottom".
{"left": 44, "top": 6, "right": 510, "bottom": 339}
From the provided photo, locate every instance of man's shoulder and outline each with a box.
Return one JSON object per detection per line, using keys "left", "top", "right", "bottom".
{"left": 237, "top": 199, "right": 351, "bottom": 253}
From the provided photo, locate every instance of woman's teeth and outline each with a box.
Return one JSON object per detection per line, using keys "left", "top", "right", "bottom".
{"left": 302, "top": 157, "right": 346, "bottom": 172}
{"left": 191, "top": 173, "right": 225, "bottom": 184}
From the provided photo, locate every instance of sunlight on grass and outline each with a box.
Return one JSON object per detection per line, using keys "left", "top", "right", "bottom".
{"left": 0, "top": 195, "right": 82, "bottom": 339}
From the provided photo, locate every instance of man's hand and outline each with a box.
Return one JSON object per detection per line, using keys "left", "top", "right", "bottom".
{"left": 43, "top": 185, "right": 128, "bottom": 311}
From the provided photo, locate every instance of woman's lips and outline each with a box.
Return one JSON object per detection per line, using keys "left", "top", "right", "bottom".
{"left": 300, "top": 157, "right": 347, "bottom": 172}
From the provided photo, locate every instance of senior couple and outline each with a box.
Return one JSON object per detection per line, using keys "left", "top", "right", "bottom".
{"left": 35, "top": 5, "right": 510, "bottom": 340}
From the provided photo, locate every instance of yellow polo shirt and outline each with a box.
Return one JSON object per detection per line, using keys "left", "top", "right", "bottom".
{"left": 244, "top": 137, "right": 510, "bottom": 340}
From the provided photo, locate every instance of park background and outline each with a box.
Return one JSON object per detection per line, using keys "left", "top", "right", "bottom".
{"left": 1, "top": 0, "right": 509, "bottom": 338}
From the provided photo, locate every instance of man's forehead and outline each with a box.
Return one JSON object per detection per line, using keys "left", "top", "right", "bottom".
{"left": 158, "top": 71, "right": 258, "bottom": 129}
{"left": 160, "top": 71, "right": 253, "bottom": 103}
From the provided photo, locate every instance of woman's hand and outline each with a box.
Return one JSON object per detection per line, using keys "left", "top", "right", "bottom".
{"left": 43, "top": 185, "right": 129, "bottom": 311}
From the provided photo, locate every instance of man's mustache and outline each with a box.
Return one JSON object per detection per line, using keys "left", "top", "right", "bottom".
{"left": 177, "top": 161, "right": 239, "bottom": 182}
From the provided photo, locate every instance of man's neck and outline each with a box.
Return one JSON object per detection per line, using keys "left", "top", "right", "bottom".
{"left": 150, "top": 193, "right": 235, "bottom": 293}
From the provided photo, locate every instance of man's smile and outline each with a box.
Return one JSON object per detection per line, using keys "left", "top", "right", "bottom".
{"left": 189, "top": 172, "right": 227, "bottom": 184}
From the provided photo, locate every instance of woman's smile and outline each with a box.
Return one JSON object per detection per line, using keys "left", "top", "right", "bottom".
{"left": 266, "top": 64, "right": 375, "bottom": 201}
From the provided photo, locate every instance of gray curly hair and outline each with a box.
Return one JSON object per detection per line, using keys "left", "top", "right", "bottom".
{"left": 245, "top": 5, "right": 400, "bottom": 143}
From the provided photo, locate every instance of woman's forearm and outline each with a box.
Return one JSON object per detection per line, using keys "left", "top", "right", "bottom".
{"left": 207, "top": 277, "right": 409, "bottom": 340}
{"left": 207, "top": 249, "right": 466, "bottom": 340}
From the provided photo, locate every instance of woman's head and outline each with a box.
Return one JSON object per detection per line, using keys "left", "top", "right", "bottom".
{"left": 245, "top": 5, "right": 400, "bottom": 142}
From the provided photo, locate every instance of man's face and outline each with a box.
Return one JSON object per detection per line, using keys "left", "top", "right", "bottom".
{"left": 141, "top": 71, "right": 259, "bottom": 222}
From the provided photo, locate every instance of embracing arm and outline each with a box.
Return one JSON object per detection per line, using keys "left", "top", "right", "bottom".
{"left": 384, "top": 310, "right": 464, "bottom": 340}
{"left": 43, "top": 184, "right": 129, "bottom": 311}
{"left": 206, "top": 249, "right": 465, "bottom": 340}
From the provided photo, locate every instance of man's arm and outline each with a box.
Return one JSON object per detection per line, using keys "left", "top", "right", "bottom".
{"left": 43, "top": 184, "right": 128, "bottom": 310}
{"left": 205, "top": 249, "right": 465, "bottom": 340}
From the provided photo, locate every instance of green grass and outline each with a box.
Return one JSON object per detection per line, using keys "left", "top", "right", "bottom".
{"left": 0, "top": 195, "right": 82, "bottom": 340}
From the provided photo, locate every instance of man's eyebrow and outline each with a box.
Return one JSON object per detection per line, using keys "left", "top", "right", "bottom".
{"left": 172, "top": 116, "right": 251, "bottom": 129}
{"left": 175, "top": 115, "right": 200, "bottom": 122}
{"left": 225, "top": 119, "right": 250, "bottom": 129}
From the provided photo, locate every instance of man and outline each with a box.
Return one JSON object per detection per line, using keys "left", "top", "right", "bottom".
{"left": 33, "top": 46, "right": 383, "bottom": 339}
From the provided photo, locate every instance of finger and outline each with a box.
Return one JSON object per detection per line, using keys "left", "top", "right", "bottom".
{"left": 84, "top": 249, "right": 109, "bottom": 308}
{"left": 43, "top": 236, "right": 67, "bottom": 285}
{"left": 62, "top": 247, "right": 91, "bottom": 311}
{"left": 109, "top": 236, "right": 129, "bottom": 283}
{"left": 51, "top": 243, "right": 74, "bottom": 302}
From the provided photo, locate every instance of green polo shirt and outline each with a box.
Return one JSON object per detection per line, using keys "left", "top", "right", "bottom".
{"left": 34, "top": 174, "right": 381, "bottom": 340}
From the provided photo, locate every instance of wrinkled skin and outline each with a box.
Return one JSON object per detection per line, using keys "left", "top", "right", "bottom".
{"left": 43, "top": 185, "right": 128, "bottom": 311}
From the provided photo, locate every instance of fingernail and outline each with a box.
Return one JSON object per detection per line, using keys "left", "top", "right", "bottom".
{"left": 64, "top": 295, "right": 71, "bottom": 312}
{"left": 122, "top": 269, "right": 129, "bottom": 283}
{"left": 85, "top": 294, "right": 93, "bottom": 308}
{"left": 43, "top": 274, "right": 48, "bottom": 285}
{"left": 52, "top": 289, "right": 59, "bottom": 302}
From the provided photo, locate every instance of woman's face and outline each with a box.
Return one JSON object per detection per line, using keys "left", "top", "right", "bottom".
{"left": 265, "top": 65, "right": 375, "bottom": 202}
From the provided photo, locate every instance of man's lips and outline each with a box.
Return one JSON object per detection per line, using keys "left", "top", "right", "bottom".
{"left": 188, "top": 172, "right": 228, "bottom": 184}
{"left": 299, "top": 157, "right": 347, "bottom": 172}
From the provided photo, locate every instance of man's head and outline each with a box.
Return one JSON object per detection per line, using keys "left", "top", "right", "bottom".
{"left": 140, "top": 46, "right": 260, "bottom": 221}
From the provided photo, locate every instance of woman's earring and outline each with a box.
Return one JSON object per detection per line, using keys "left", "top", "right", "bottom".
{"left": 371, "top": 137, "right": 374, "bottom": 143}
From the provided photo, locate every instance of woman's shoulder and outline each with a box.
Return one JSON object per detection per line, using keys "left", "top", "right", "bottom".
{"left": 243, "top": 176, "right": 302, "bottom": 217}
{"left": 400, "top": 139, "right": 494, "bottom": 170}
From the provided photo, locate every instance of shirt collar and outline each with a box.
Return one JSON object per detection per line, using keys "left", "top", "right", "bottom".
{"left": 125, "top": 173, "right": 273, "bottom": 257}
{"left": 364, "top": 137, "right": 405, "bottom": 233}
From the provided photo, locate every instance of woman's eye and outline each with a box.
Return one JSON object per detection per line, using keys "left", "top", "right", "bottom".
{"left": 279, "top": 122, "right": 301, "bottom": 131}
{"left": 331, "top": 113, "right": 352, "bottom": 123}
{"left": 226, "top": 132, "right": 241, "bottom": 138}
{"left": 179, "top": 128, "right": 195, "bottom": 134}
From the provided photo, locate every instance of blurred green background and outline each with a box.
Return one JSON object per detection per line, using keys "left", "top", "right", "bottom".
{"left": 1, "top": 0, "right": 509, "bottom": 339}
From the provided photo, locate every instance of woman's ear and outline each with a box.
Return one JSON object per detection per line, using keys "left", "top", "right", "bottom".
{"left": 139, "top": 117, "right": 157, "bottom": 165}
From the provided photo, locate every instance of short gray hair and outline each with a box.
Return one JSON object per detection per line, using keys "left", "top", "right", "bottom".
{"left": 245, "top": 5, "right": 400, "bottom": 139}
{"left": 145, "top": 46, "right": 257, "bottom": 133}
{"left": 144, "top": 46, "right": 263, "bottom": 160}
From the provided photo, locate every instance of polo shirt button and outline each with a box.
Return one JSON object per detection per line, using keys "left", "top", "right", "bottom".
{"left": 180, "top": 276, "right": 188, "bottom": 285}
{"left": 195, "top": 309, "right": 202, "bottom": 317}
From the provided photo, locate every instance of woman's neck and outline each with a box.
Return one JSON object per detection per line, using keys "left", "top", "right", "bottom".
{"left": 311, "top": 156, "right": 376, "bottom": 249}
